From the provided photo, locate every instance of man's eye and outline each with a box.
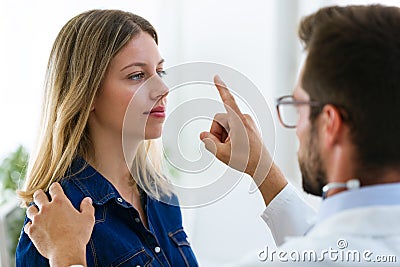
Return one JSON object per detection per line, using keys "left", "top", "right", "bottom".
{"left": 129, "top": 73, "right": 145, "bottom": 81}
{"left": 157, "top": 70, "right": 167, "bottom": 78}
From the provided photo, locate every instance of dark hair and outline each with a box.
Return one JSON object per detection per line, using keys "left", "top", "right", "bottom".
{"left": 299, "top": 5, "right": 400, "bottom": 171}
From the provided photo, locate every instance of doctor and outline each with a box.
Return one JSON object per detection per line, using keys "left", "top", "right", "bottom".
{"left": 24, "top": 4, "right": 400, "bottom": 266}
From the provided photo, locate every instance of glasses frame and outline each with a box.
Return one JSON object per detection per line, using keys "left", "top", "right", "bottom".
{"left": 275, "top": 95, "right": 322, "bottom": 128}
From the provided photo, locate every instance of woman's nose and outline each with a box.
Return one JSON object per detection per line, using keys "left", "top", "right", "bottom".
{"left": 149, "top": 74, "right": 169, "bottom": 100}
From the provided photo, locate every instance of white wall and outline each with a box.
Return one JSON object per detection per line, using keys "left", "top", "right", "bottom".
{"left": 172, "top": 1, "right": 320, "bottom": 265}
{"left": 0, "top": 0, "right": 162, "bottom": 156}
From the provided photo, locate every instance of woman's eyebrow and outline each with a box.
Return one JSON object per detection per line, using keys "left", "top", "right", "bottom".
{"left": 120, "top": 59, "right": 165, "bottom": 72}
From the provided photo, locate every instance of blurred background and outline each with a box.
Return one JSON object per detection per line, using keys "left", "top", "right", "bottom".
{"left": 1, "top": 0, "right": 399, "bottom": 266}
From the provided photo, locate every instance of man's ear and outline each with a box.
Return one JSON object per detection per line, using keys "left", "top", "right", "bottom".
{"left": 320, "top": 104, "right": 344, "bottom": 148}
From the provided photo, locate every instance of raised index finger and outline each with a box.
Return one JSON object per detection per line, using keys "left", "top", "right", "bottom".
{"left": 214, "top": 75, "right": 244, "bottom": 118}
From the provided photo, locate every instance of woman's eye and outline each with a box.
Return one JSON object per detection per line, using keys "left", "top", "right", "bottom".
{"left": 129, "top": 72, "right": 145, "bottom": 81}
{"left": 157, "top": 70, "right": 167, "bottom": 78}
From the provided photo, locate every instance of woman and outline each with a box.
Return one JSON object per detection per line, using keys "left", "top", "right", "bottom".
{"left": 16, "top": 9, "right": 198, "bottom": 267}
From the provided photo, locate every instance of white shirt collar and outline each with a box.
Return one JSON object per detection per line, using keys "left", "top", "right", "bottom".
{"left": 316, "top": 182, "right": 400, "bottom": 223}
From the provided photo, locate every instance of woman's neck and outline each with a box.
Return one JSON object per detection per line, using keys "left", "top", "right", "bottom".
{"left": 88, "top": 128, "right": 140, "bottom": 195}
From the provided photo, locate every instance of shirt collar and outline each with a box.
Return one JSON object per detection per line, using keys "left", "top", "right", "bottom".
{"left": 316, "top": 182, "right": 400, "bottom": 223}
{"left": 65, "top": 157, "right": 130, "bottom": 207}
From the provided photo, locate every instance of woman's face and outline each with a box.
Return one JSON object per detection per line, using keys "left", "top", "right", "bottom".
{"left": 90, "top": 31, "right": 168, "bottom": 141}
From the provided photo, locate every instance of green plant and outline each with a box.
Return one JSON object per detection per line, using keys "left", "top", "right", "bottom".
{"left": 0, "top": 145, "right": 28, "bottom": 203}
{"left": 0, "top": 145, "right": 29, "bottom": 266}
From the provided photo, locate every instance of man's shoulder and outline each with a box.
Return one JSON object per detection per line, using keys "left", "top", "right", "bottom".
{"left": 310, "top": 205, "right": 400, "bottom": 237}
{"left": 276, "top": 205, "right": 400, "bottom": 265}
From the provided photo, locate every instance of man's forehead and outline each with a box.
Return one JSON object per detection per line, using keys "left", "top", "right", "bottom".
{"left": 293, "top": 86, "right": 309, "bottom": 100}
{"left": 293, "top": 65, "right": 310, "bottom": 100}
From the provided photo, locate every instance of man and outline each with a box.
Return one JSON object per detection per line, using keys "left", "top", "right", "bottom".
{"left": 24, "top": 4, "right": 400, "bottom": 266}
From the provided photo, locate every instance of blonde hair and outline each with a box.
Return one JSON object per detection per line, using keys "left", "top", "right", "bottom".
{"left": 18, "top": 9, "right": 171, "bottom": 206}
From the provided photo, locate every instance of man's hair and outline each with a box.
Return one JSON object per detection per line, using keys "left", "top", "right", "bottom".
{"left": 299, "top": 5, "right": 400, "bottom": 174}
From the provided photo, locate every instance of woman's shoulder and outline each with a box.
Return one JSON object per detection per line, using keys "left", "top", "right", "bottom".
{"left": 58, "top": 178, "right": 88, "bottom": 210}
{"left": 58, "top": 158, "right": 96, "bottom": 209}
{"left": 59, "top": 157, "right": 122, "bottom": 209}
{"left": 57, "top": 157, "right": 101, "bottom": 209}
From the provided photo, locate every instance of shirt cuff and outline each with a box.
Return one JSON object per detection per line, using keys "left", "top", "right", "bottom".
{"left": 261, "top": 183, "right": 316, "bottom": 246}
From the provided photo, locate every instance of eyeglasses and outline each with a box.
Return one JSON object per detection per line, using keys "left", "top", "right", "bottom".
{"left": 275, "top": 95, "right": 322, "bottom": 128}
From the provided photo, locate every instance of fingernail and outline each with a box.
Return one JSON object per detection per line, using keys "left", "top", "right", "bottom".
{"left": 86, "top": 197, "right": 93, "bottom": 204}
{"left": 214, "top": 75, "right": 227, "bottom": 87}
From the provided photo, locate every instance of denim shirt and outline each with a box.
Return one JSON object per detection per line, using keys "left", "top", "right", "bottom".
{"left": 16, "top": 159, "right": 198, "bottom": 267}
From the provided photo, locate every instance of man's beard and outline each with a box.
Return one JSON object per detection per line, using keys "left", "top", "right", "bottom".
{"left": 299, "top": 124, "right": 327, "bottom": 197}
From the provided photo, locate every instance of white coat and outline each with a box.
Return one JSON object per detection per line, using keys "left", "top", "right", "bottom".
{"left": 269, "top": 205, "right": 400, "bottom": 266}
{"left": 237, "top": 184, "right": 400, "bottom": 266}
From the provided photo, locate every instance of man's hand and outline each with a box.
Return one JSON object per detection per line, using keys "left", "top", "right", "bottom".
{"left": 200, "top": 75, "right": 288, "bottom": 205}
{"left": 24, "top": 182, "right": 95, "bottom": 267}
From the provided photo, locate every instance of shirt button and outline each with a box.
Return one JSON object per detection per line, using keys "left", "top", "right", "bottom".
{"left": 135, "top": 218, "right": 140, "bottom": 223}
{"left": 154, "top": 246, "right": 161, "bottom": 253}
{"left": 117, "top": 197, "right": 123, "bottom": 203}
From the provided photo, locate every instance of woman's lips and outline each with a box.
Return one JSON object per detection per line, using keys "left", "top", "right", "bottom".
{"left": 144, "top": 106, "right": 166, "bottom": 118}
{"left": 149, "top": 111, "right": 165, "bottom": 118}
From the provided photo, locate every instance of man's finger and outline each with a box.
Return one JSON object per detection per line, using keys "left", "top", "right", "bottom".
{"left": 24, "top": 221, "right": 32, "bottom": 235}
{"left": 48, "top": 182, "right": 65, "bottom": 200}
{"left": 200, "top": 132, "right": 221, "bottom": 155}
{"left": 80, "top": 197, "right": 94, "bottom": 216}
{"left": 33, "top": 189, "right": 50, "bottom": 209}
{"left": 214, "top": 75, "right": 244, "bottom": 118}
{"left": 26, "top": 205, "right": 39, "bottom": 220}
{"left": 209, "top": 114, "right": 229, "bottom": 142}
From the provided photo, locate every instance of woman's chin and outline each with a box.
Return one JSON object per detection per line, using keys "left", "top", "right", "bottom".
{"left": 144, "top": 132, "right": 162, "bottom": 140}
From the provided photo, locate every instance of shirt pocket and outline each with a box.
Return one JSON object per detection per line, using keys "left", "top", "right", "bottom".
{"left": 168, "top": 228, "right": 198, "bottom": 267}
{"left": 111, "top": 248, "right": 153, "bottom": 267}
